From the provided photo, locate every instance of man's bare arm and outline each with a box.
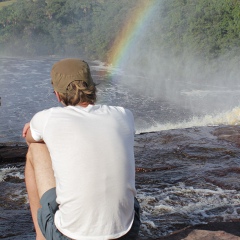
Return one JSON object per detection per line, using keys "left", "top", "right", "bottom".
{"left": 22, "top": 122, "right": 43, "bottom": 144}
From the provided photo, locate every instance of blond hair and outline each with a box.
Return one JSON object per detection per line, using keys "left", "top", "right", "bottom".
{"left": 59, "top": 80, "right": 97, "bottom": 106}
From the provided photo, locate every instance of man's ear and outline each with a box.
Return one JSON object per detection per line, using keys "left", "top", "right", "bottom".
{"left": 55, "top": 91, "right": 61, "bottom": 102}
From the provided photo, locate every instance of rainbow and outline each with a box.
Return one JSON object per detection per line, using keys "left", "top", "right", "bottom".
{"left": 108, "top": 0, "right": 157, "bottom": 75}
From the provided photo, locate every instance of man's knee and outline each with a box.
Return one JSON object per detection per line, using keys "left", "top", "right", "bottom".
{"left": 26, "top": 144, "right": 33, "bottom": 164}
{"left": 26, "top": 143, "right": 49, "bottom": 165}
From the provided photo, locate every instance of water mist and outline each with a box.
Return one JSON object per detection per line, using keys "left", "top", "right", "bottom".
{"left": 111, "top": 4, "right": 240, "bottom": 132}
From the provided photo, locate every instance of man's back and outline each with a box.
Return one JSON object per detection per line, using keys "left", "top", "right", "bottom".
{"left": 24, "top": 59, "right": 140, "bottom": 240}
{"left": 30, "top": 104, "right": 136, "bottom": 239}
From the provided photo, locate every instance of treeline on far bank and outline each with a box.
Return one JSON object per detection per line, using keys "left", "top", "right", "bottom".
{"left": 0, "top": 0, "right": 139, "bottom": 59}
{"left": 0, "top": 0, "right": 240, "bottom": 62}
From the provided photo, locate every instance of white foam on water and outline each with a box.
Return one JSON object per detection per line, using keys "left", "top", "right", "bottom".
{"left": 153, "top": 204, "right": 174, "bottom": 214}
{"left": 0, "top": 167, "right": 17, "bottom": 182}
{"left": 140, "top": 222, "right": 156, "bottom": 236}
{"left": 181, "top": 89, "right": 240, "bottom": 97}
{"left": 137, "top": 182, "right": 240, "bottom": 236}
{"left": 8, "top": 171, "right": 25, "bottom": 180}
{"left": 137, "top": 106, "right": 240, "bottom": 133}
{"left": 90, "top": 61, "right": 124, "bottom": 75}
{"left": 0, "top": 167, "right": 24, "bottom": 182}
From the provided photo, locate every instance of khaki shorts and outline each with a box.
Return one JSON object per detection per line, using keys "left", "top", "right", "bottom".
{"left": 37, "top": 188, "right": 141, "bottom": 240}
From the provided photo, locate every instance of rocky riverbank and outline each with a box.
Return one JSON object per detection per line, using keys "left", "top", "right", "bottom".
{"left": 155, "top": 221, "right": 240, "bottom": 239}
{"left": 1, "top": 125, "right": 240, "bottom": 239}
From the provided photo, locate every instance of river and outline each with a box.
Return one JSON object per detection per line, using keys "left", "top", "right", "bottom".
{"left": 0, "top": 57, "right": 240, "bottom": 239}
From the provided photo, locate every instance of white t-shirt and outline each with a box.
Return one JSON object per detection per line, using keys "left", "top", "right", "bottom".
{"left": 30, "top": 104, "right": 136, "bottom": 240}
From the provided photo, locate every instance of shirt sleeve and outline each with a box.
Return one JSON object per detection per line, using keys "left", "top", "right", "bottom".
{"left": 30, "top": 109, "right": 52, "bottom": 141}
{"left": 125, "top": 108, "right": 135, "bottom": 134}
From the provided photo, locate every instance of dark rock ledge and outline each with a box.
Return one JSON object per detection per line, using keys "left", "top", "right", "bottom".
{"left": 153, "top": 221, "right": 240, "bottom": 240}
{"left": 0, "top": 143, "right": 27, "bottom": 164}
{"left": 1, "top": 143, "right": 240, "bottom": 239}
{"left": 1, "top": 124, "right": 240, "bottom": 240}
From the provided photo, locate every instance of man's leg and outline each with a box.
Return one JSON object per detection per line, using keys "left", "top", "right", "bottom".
{"left": 25, "top": 143, "right": 56, "bottom": 240}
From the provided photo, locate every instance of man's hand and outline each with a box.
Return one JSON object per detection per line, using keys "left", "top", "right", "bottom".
{"left": 22, "top": 122, "right": 30, "bottom": 138}
{"left": 22, "top": 122, "right": 41, "bottom": 145}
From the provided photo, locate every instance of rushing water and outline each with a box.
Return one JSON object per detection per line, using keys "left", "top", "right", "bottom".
{"left": 1, "top": 57, "right": 240, "bottom": 239}
{"left": 1, "top": 58, "right": 240, "bottom": 142}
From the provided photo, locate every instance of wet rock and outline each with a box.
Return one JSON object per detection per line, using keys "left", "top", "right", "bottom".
{"left": 1, "top": 126, "right": 240, "bottom": 239}
{"left": 0, "top": 144, "right": 27, "bottom": 163}
{"left": 212, "top": 125, "right": 240, "bottom": 147}
{"left": 182, "top": 230, "right": 240, "bottom": 240}
{"left": 0, "top": 209, "right": 35, "bottom": 239}
{"left": 151, "top": 222, "right": 240, "bottom": 240}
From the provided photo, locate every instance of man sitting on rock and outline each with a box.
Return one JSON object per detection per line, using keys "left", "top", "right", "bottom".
{"left": 22, "top": 58, "right": 140, "bottom": 240}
